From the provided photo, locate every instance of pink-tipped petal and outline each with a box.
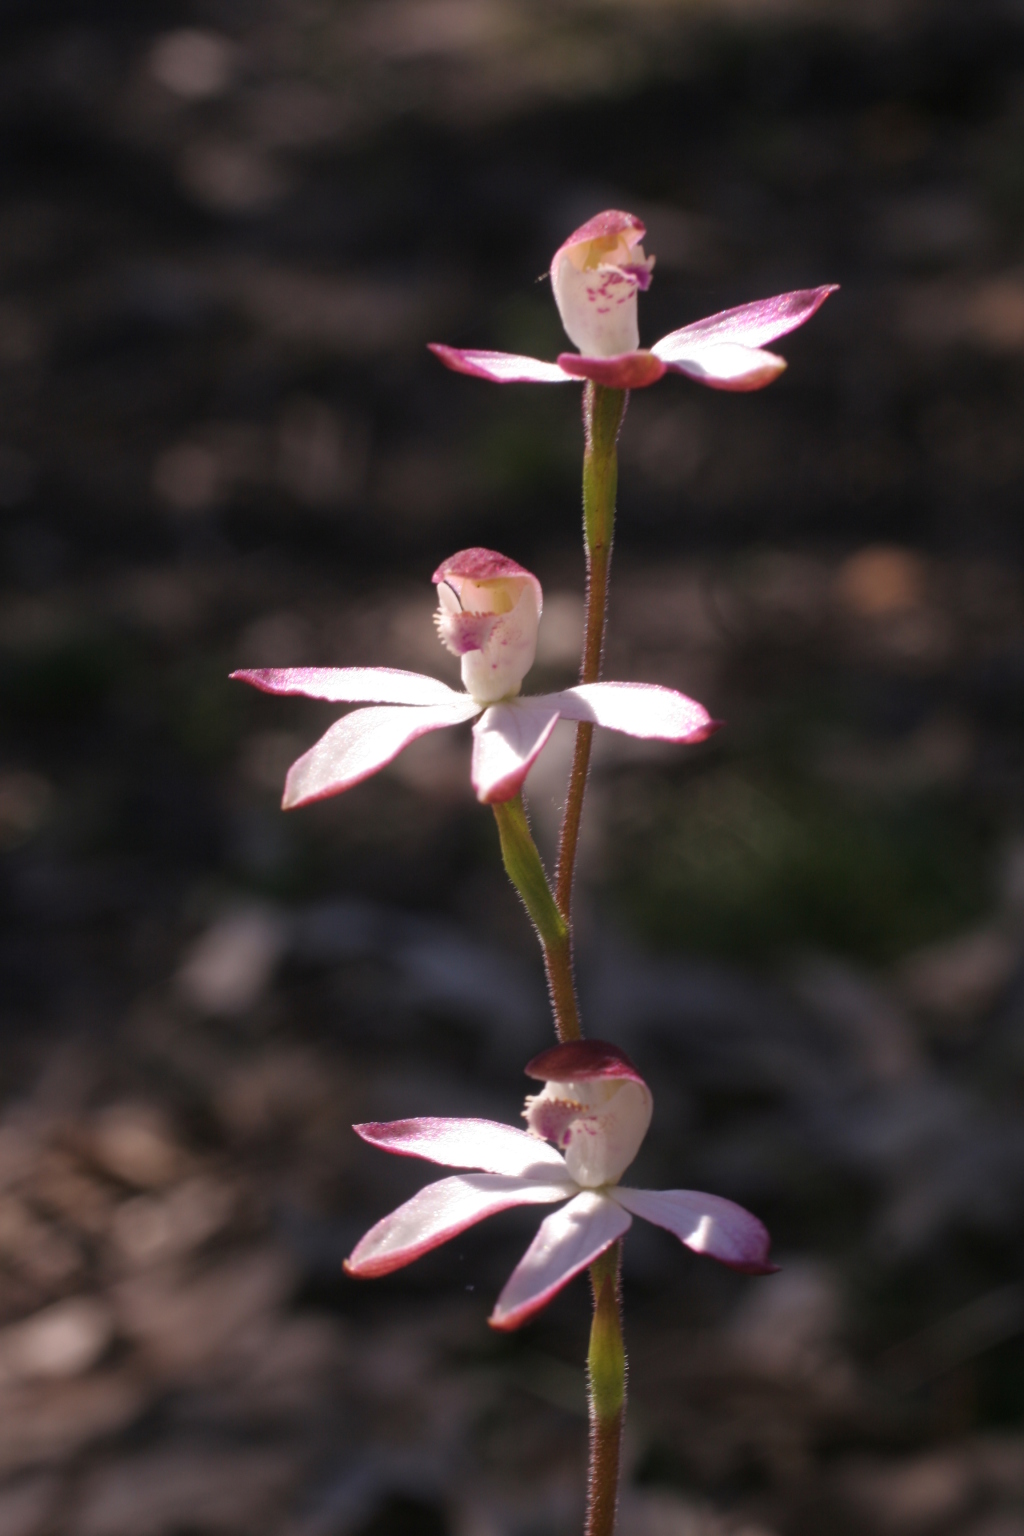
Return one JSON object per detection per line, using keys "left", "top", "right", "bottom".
{"left": 345, "top": 1173, "right": 572, "bottom": 1280}
{"left": 555, "top": 350, "right": 666, "bottom": 389}
{"left": 612, "top": 1187, "right": 777, "bottom": 1275}
{"left": 489, "top": 1191, "right": 631, "bottom": 1330}
{"left": 526, "top": 1040, "right": 646, "bottom": 1086}
{"left": 232, "top": 666, "right": 466, "bottom": 707}
{"left": 470, "top": 700, "right": 561, "bottom": 804}
{"left": 429, "top": 344, "right": 572, "bottom": 384}
{"left": 283, "top": 699, "right": 478, "bottom": 808}
{"left": 662, "top": 344, "right": 787, "bottom": 392}
{"left": 546, "top": 682, "right": 719, "bottom": 742}
{"left": 652, "top": 284, "right": 837, "bottom": 357}
{"left": 353, "top": 1118, "right": 572, "bottom": 1181}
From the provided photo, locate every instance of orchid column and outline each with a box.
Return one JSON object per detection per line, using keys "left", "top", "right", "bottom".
{"left": 236, "top": 207, "right": 834, "bottom": 1536}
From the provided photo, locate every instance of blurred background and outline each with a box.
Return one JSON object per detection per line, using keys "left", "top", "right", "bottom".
{"left": 3, "top": 0, "right": 1024, "bottom": 1532}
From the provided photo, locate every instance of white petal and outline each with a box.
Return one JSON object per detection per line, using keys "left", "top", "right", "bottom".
{"left": 346, "top": 1174, "right": 572, "bottom": 1279}
{"left": 470, "top": 700, "right": 560, "bottom": 804}
{"left": 283, "top": 700, "right": 478, "bottom": 808}
{"left": 490, "top": 1191, "right": 631, "bottom": 1330}
{"left": 659, "top": 343, "right": 787, "bottom": 391}
{"left": 354, "top": 1117, "right": 572, "bottom": 1181}
{"left": 429, "top": 345, "right": 573, "bottom": 384}
{"left": 543, "top": 682, "right": 716, "bottom": 742}
{"left": 233, "top": 666, "right": 466, "bottom": 706}
{"left": 612, "top": 1187, "right": 776, "bottom": 1273}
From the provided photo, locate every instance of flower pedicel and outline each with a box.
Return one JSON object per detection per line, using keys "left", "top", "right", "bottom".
{"left": 431, "top": 208, "right": 837, "bottom": 392}
{"left": 232, "top": 547, "right": 717, "bottom": 807}
{"left": 346, "top": 1041, "right": 775, "bottom": 1330}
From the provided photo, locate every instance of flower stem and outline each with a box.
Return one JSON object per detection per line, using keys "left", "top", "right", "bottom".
{"left": 586, "top": 1240, "right": 626, "bottom": 1536}
{"left": 491, "top": 794, "right": 581, "bottom": 1042}
{"left": 555, "top": 382, "right": 629, "bottom": 924}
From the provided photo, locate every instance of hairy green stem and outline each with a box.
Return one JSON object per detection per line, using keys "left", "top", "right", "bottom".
{"left": 497, "top": 385, "right": 630, "bottom": 1534}
{"left": 586, "top": 1241, "right": 626, "bottom": 1536}
{"left": 555, "top": 383, "right": 628, "bottom": 924}
{"left": 492, "top": 794, "right": 581, "bottom": 1042}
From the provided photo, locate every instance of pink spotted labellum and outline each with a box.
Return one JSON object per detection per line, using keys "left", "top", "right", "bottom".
{"left": 346, "top": 1041, "right": 776, "bottom": 1330}
{"left": 232, "top": 547, "right": 717, "bottom": 807}
{"left": 430, "top": 209, "right": 836, "bottom": 392}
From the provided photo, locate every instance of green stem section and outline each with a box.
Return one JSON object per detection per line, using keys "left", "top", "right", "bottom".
{"left": 494, "top": 389, "right": 630, "bottom": 1535}
{"left": 492, "top": 794, "right": 581, "bottom": 1042}
{"left": 555, "top": 382, "right": 628, "bottom": 924}
{"left": 586, "top": 1241, "right": 626, "bottom": 1536}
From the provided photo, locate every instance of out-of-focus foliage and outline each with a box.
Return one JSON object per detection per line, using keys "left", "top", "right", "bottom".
{"left": 612, "top": 765, "right": 992, "bottom": 965}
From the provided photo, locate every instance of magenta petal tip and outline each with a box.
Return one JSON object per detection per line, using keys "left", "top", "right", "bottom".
{"left": 432, "top": 547, "right": 535, "bottom": 585}
{"left": 428, "top": 343, "right": 571, "bottom": 385}
{"left": 556, "top": 209, "right": 646, "bottom": 256}
{"left": 556, "top": 350, "right": 666, "bottom": 389}
{"left": 525, "top": 1039, "right": 645, "bottom": 1086}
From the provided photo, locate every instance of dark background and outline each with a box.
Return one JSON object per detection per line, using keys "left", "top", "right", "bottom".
{"left": 3, "top": 2, "right": 1024, "bottom": 1534}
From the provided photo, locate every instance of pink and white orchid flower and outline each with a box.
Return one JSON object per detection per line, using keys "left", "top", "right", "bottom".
{"left": 345, "top": 1041, "right": 776, "bottom": 1330}
{"left": 232, "top": 547, "right": 717, "bottom": 807}
{"left": 430, "top": 208, "right": 836, "bottom": 393}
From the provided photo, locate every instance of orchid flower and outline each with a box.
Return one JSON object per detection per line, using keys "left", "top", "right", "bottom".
{"left": 231, "top": 547, "right": 717, "bottom": 807}
{"left": 345, "top": 1041, "right": 776, "bottom": 1330}
{"left": 430, "top": 209, "right": 836, "bottom": 393}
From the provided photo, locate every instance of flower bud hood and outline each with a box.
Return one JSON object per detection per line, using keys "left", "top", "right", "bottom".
{"left": 524, "top": 1041, "right": 653, "bottom": 1189}
{"left": 551, "top": 210, "right": 655, "bottom": 359}
{"left": 434, "top": 548, "right": 543, "bottom": 705}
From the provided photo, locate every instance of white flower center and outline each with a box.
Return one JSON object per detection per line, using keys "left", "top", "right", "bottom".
{"left": 553, "top": 233, "right": 655, "bottom": 359}
{"left": 524, "top": 1075, "right": 653, "bottom": 1188}
{"left": 435, "top": 574, "right": 541, "bottom": 704}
